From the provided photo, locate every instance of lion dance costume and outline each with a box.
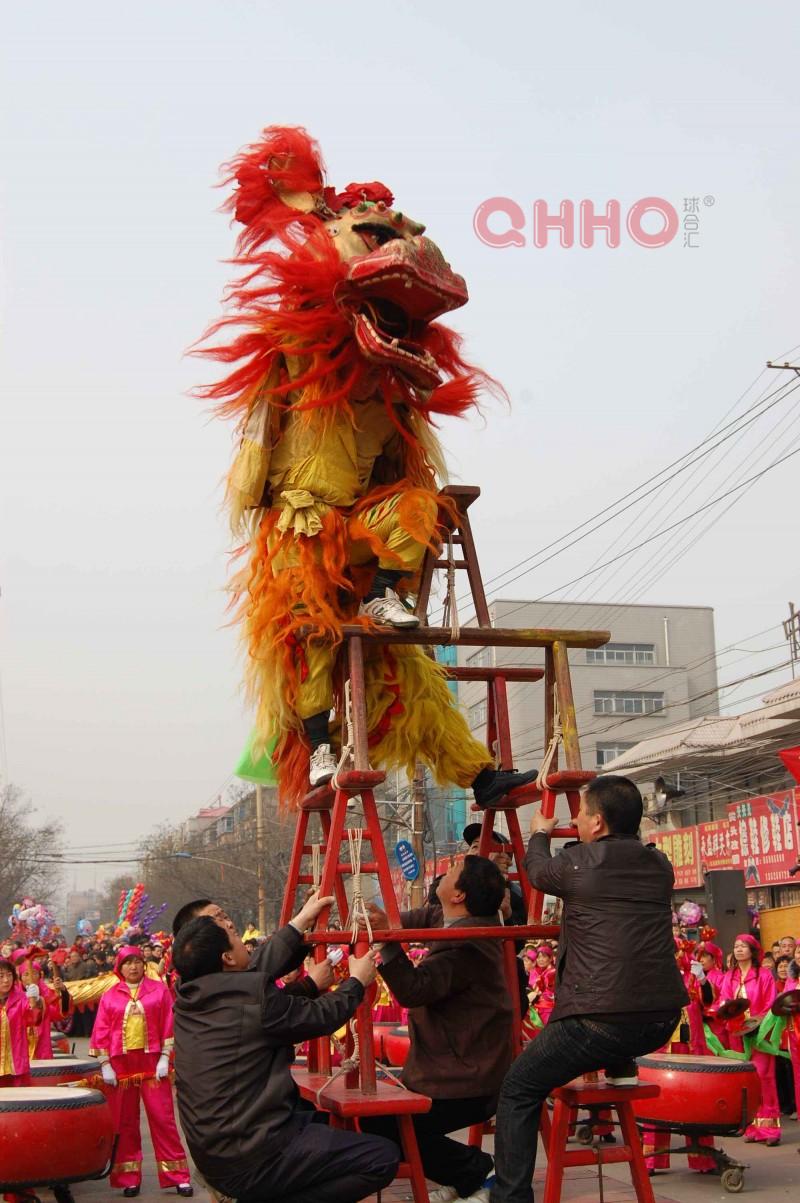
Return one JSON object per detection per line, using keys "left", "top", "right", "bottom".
{"left": 199, "top": 126, "right": 535, "bottom": 807}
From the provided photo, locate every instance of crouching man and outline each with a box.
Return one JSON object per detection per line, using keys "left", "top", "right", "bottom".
{"left": 172, "top": 893, "right": 399, "bottom": 1203}
{"left": 362, "top": 856, "right": 513, "bottom": 1203}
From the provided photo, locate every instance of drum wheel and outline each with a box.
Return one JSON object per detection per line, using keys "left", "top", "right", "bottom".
{"left": 721, "top": 1167, "right": 745, "bottom": 1193}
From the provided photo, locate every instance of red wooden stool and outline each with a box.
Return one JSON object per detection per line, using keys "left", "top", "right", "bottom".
{"left": 292, "top": 1069, "right": 433, "bottom": 1203}
{"left": 542, "top": 1078, "right": 660, "bottom": 1203}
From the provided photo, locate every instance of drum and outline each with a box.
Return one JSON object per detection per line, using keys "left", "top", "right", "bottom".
{"left": 372, "top": 1022, "right": 396, "bottom": 1062}
{"left": 29, "top": 1056, "right": 100, "bottom": 1087}
{"left": 383, "top": 1025, "right": 410, "bottom": 1067}
{"left": 0, "top": 1086, "right": 114, "bottom": 1188}
{"left": 633, "top": 1053, "right": 760, "bottom": 1133}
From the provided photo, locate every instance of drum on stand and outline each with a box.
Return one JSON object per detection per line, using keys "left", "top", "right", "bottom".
{"left": 29, "top": 1056, "right": 100, "bottom": 1087}
{"left": 0, "top": 1086, "right": 114, "bottom": 1189}
{"left": 633, "top": 1053, "right": 760, "bottom": 1133}
{"left": 383, "top": 1025, "right": 410, "bottom": 1067}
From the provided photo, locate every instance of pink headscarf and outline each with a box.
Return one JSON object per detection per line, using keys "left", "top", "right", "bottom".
{"left": 734, "top": 933, "right": 762, "bottom": 966}
{"left": 113, "top": 945, "right": 145, "bottom": 978}
{"left": 697, "top": 941, "right": 723, "bottom": 969}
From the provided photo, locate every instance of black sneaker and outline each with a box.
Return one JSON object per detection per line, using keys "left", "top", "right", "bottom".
{"left": 122, "top": 1191, "right": 140, "bottom": 1199}
{"left": 473, "top": 768, "right": 540, "bottom": 809}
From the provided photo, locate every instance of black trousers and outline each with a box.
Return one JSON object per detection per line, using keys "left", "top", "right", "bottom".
{"left": 361, "top": 1095, "right": 496, "bottom": 1197}
{"left": 214, "top": 1114, "right": 399, "bottom": 1203}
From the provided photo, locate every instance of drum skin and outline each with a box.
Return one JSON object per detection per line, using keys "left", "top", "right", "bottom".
{"left": 29, "top": 1056, "right": 100, "bottom": 1086}
{"left": 0, "top": 1087, "right": 114, "bottom": 1188}
{"left": 633, "top": 1053, "right": 761, "bottom": 1133}
{"left": 383, "top": 1026, "right": 410, "bottom": 1067}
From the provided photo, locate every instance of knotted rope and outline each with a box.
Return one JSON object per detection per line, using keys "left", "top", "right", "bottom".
{"left": 331, "top": 679, "right": 355, "bottom": 789}
{"left": 535, "top": 682, "right": 563, "bottom": 790}
{"left": 311, "top": 843, "right": 322, "bottom": 891}
{"left": 441, "top": 532, "right": 460, "bottom": 639}
{"left": 347, "top": 827, "right": 373, "bottom": 946}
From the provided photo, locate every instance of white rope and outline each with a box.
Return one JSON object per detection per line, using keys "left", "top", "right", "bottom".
{"left": 535, "top": 683, "right": 563, "bottom": 790}
{"left": 311, "top": 843, "right": 322, "bottom": 891}
{"left": 331, "top": 680, "right": 355, "bottom": 789}
{"left": 347, "top": 827, "right": 373, "bottom": 946}
{"left": 441, "top": 532, "right": 460, "bottom": 639}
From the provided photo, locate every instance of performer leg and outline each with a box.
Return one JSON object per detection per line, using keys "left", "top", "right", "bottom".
{"left": 362, "top": 1097, "right": 496, "bottom": 1197}
{"left": 743, "top": 1050, "right": 781, "bottom": 1143}
{"left": 109, "top": 1056, "right": 143, "bottom": 1189}
{"left": 139, "top": 1063, "right": 191, "bottom": 1187}
{"left": 490, "top": 1016, "right": 676, "bottom": 1203}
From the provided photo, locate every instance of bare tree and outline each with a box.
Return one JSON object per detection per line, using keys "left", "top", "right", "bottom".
{"left": 0, "top": 783, "right": 64, "bottom": 923}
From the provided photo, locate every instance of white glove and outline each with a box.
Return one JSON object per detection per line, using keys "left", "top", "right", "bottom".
{"left": 25, "top": 983, "right": 41, "bottom": 1001}
{"left": 689, "top": 961, "right": 706, "bottom": 981}
{"left": 101, "top": 1062, "right": 118, "bottom": 1087}
{"left": 155, "top": 1053, "right": 170, "bottom": 1081}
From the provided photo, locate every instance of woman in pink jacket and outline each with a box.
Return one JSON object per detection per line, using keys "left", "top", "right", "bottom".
{"left": 0, "top": 957, "right": 43, "bottom": 1085}
{"left": 90, "top": 946, "right": 192, "bottom": 1197}
{"left": 718, "top": 933, "right": 780, "bottom": 1145}
{"left": 11, "top": 948, "right": 72, "bottom": 1059}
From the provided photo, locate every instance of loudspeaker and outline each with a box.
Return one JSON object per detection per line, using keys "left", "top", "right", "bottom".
{"left": 705, "top": 870, "right": 749, "bottom": 959}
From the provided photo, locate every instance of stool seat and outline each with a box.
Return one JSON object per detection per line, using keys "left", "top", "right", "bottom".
{"left": 554, "top": 1078, "right": 660, "bottom": 1106}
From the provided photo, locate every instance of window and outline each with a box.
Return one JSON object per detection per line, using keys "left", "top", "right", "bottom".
{"left": 594, "top": 690, "right": 665, "bottom": 716}
{"left": 467, "top": 647, "right": 493, "bottom": 668}
{"left": 587, "top": 643, "right": 655, "bottom": 665}
{"left": 216, "top": 815, "right": 235, "bottom": 836}
{"left": 596, "top": 742, "right": 636, "bottom": 767}
{"left": 469, "top": 701, "right": 487, "bottom": 729}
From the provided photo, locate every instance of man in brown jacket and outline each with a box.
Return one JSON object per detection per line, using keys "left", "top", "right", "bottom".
{"left": 362, "top": 855, "right": 512, "bottom": 1203}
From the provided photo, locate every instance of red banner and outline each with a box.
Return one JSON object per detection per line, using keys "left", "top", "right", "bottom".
{"left": 697, "top": 818, "right": 741, "bottom": 873}
{"left": 726, "top": 790, "right": 799, "bottom": 887}
{"left": 778, "top": 745, "right": 800, "bottom": 785}
{"left": 648, "top": 827, "right": 702, "bottom": 889}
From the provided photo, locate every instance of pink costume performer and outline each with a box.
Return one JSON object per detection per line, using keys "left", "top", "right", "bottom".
{"left": 90, "top": 947, "right": 192, "bottom": 1194}
{"left": 11, "top": 948, "right": 72, "bottom": 1059}
{"left": 718, "top": 933, "right": 780, "bottom": 1145}
{"left": 0, "top": 957, "right": 42, "bottom": 1086}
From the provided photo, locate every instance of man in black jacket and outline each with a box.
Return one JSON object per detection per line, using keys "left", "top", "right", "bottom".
{"left": 490, "top": 776, "right": 688, "bottom": 1203}
{"left": 172, "top": 893, "right": 399, "bottom": 1203}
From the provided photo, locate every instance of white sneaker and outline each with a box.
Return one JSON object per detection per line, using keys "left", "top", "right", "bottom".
{"left": 460, "top": 1190, "right": 490, "bottom": 1203}
{"left": 428, "top": 1189, "right": 458, "bottom": 1203}
{"left": 309, "top": 743, "right": 337, "bottom": 787}
{"left": 605, "top": 1071, "right": 639, "bottom": 1087}
{"left": 359, "top": 588, "right": 420, "bottom": 628}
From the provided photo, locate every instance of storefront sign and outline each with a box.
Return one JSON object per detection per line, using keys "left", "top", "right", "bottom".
{"left": 648, "top": 827, "right": 702, "bottom": 889}
{"left": 697, "top": 818, "right": 741, "bottom": 873}
{"left": 726, "top": 790, "right": 799, "bottom": 887}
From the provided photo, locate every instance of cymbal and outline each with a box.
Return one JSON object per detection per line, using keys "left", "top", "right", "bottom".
{"left": 771, "top": 990, "right": 800, "bottom": 1017}
{"left": 714, "top": 998, "right": 749, "bottom": 1021}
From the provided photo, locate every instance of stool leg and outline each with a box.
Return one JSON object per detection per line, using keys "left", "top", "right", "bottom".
{"left": 616, "top": 1103, "right": 657, "bottom": 1203}
{"left": 398, "top": 1114, "right": 429, "bottom": 1203}
{"left": 542, "top": 1098, "right": 570, "bottom": 1203}
{"left": 467, "top": 1123, "right": 484, "bottom": 1149}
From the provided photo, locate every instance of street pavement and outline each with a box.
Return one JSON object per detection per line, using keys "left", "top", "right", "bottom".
{"left": 60, "top": 1039, "right": 798, "bottom": 1202}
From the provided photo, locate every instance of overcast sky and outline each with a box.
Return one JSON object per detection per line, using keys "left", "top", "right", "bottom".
{"left": 1, "top": 2, "right": 798, "bottom": 899}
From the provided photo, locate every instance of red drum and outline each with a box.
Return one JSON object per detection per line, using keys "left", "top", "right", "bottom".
{"left": 633, "top": 1054, "right": 760, "bottom": 1133}
{"left": 29, "top": 1056, "right": 100, "bottom": 1086}
{"left": 372, "top": 1022, "right": 396, "bottom": 1062}
{"left": 383, "top": 1026, "right": 410, "bottom": 1067}
{"left": 0, "top": 1086, "right": 114, "bottom": 1188}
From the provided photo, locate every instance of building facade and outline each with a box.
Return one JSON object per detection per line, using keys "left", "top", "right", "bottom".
{"left": 458, "top": 598, "right": 719, "bottom": 818}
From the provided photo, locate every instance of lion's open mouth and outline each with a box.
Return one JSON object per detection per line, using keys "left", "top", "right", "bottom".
{"left": 335, "top": 235, "right": 468, "bottom": 389}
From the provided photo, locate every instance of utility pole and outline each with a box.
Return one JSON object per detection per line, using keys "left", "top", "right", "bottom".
{"left": 409, "top": 764, "right": 427, "bottom": 907}
{"left": 255, "top": 784, "right": 267, "bottom": 933}
{"left": 784, "top": 601, "right": 800, "bottom": 680}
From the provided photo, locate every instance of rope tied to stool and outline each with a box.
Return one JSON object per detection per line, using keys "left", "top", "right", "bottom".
{"left": 441, "top": 531, "right": 460, "bottom": 639}
{"left": 311, "top": 843, "right": 322, "bottom": 891}
{"left": 347, "top": 827, "right": 373, "bottom": 947}
{"left": 332, "top": 679, "right": 355, "bottom": 788}
{"left": 535, "top": 682, "right": 562, "bottom": 791}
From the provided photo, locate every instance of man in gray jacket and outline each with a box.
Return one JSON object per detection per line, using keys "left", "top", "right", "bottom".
{"left": 490, "top": 776, "right": 688, "bottom": 1203}
{"left": 172, "top": 892, "right": 399, "bottom": 1203}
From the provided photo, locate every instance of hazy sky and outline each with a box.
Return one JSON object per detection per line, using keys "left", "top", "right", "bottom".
{"left": 2, "top": 3, "right": 798, "bottom": 897}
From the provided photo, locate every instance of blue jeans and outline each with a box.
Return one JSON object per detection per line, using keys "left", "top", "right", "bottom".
{"left": 490, "top": 1014, "right": 678, "bottom": 1203}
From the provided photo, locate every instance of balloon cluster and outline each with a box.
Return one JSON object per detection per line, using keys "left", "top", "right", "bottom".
{"left": 677, "top": 900, "right": 705, "bottom": 928}
{"left": 114, "top": 884, "right": 167, "bottom": 935}
{"left": 7, "top": 896, "right": 56, "bottom": 943}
